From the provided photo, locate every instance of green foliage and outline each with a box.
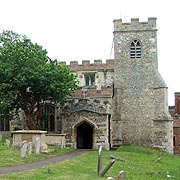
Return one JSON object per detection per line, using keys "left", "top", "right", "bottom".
{"left": 0, "top": 30, "right": 78, "bottom": 129}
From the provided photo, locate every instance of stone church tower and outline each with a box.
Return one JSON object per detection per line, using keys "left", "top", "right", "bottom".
{"left": 112, "top": 18, "right": 173, "bottom": 153}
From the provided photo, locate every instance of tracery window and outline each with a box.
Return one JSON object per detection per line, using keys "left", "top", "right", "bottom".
{"left": 130, "top": 40, "right": 141, "bottom": 58}
{"left": 40, "top": 105, "right": 55, "bottom": 132}
{"left": 0, "top": 109, "right": 10, "bottom": 131}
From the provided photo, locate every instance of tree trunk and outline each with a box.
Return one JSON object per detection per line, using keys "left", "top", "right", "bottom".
{"left": 26, "top": 113, "right": 37, "bottom": 130}
{"left": 20, "top": 97, "right": 41, "bottom": 130}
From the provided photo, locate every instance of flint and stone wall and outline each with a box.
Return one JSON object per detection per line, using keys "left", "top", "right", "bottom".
{"left": 62, "top": 59, "right": 114, "bottom": 89}
{"left": 59, "top": 60, "right": 113, "bottom": 150}
{"left": 112, "top": 18, "right": 173, "bottom": 153}
{"left": 61, "top": 111, "right": 110, "bottom": 149}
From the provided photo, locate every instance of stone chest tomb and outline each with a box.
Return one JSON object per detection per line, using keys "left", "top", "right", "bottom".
{"left": 12, "top": 130, "right": 47, "bottom": 151}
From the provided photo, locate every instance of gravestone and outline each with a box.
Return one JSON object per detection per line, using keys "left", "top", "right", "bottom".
{"left": 100, "top": 159, "right": 115, "bottom": 177}
{"left": 97, "top": 146, "right": 103, "bottom": 175}
{"left": 27, "top": 142, "right": 33, "bottom": 155}
{"left": 5, "top": 139, "right": 10, "bottom": 148}
{"left": 20, "top": 141, "right": 28, "bottom": 158}
{"left": 97, "top": 146, "right": 116, "bottom": 177}
{"left": 34, "top": 137, "right": 40, "bottom": 155}
{"left": 107, "top": 177, "right": 114, "bottom": 180}
{"left": 107, "top": 171, "right": 126, "bottom": 180}
{"left": 116, "top": 171, "right": 126, "bottom": 180}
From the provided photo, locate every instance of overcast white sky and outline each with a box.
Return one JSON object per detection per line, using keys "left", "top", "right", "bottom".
{"left": 0, "top": 0, "right": 179, "bottom": 105}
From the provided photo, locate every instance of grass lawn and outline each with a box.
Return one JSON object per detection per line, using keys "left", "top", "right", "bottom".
{"left": 0, "top": 139, "right": 73, "bottom": 167}
{"left": 1, "top": 140, "right": 180, "bottom": 180}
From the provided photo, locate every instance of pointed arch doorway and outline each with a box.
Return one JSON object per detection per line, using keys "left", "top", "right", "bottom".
{"left": 76, "top": 122, "right": 93, "bottom": 149}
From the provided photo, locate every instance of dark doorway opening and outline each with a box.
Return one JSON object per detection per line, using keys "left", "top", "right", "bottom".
{"left": 77, "top": 122, "right": 93, "bottom": 149}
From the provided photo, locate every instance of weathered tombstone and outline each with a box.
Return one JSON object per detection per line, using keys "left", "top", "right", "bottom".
{"left": 61, "top": 136, "right": 66, "bottom": 148}
{"left": 34, "top": 137, "right": 40, "bottom": 155}
{"left": 5, "top": 139, "right": 10, "bottom": 148}
{"left": 20, "top": 141, "right": 28, "bottom": 158}
{"left": 97, "top": 146, "right": 117, "bottom": 177}
{"left": 100, "top": 159, "right": 116, "bottom": 177}
{"left": 97, "top": 146, "right": 103, "bottom": 175}
{"left": 107, "top": 177, "right": 114, "bottom": 180}
{"left": 116, "top": 171, "right": 126, "bottom": 180}
{"left": 27, "top": 142, "right": 33, "bottom": 155}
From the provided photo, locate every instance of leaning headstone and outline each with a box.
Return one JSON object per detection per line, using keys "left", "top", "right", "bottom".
{"left": 20, "top": 141, "right": 28, "bottom": 158}
{"left": 116, "top": 171, "right": 126, "bottom": 180}
{"left": 34, "top": 137, "right": 40, "bottom": 155}
{"left": 27, "top": 142, "right": 33, "bottom": 155}
{"left": 5, "top": 139, "right": 10, "bottom": 149}
{"left": 100, "top": 159, "right": 116, "bottom": 177}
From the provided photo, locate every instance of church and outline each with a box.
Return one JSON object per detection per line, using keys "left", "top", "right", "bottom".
{"left": 59, "top": 17, "right": 173, "bottom": 153}
{"left": 0, "top": 18, "right": 173, "bottom": 153}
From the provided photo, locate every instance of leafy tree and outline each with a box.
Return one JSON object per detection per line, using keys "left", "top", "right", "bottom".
{"left": 0, "top": 30, "right": 78, "bottom": 129}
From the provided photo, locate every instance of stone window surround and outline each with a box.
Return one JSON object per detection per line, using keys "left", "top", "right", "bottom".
{"left": 83, "top": 72, "right": 96, "bottom": 87}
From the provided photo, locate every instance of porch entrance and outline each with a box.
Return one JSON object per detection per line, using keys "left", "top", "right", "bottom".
{"left": 77, "top": 122, "right": 93, "bottom": 149}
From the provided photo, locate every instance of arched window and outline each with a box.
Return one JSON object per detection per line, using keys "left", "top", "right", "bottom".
{"left": 130, "top": 40, "right": 141, "bottom": 58}
{"left": 0, "top": 109, "right": 10, "bottom": 131}
{"left": 40, "top": 105, "right": 55, "bottom": 132}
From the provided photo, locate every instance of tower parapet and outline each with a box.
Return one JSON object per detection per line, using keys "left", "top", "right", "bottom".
{"left": 114, "top": 17, "right": 157, "bottom": 32}
{"left": 70, "top": 61, "right": 78, "bottom": 66}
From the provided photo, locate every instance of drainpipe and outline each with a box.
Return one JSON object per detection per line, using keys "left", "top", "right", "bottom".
{"left": 108, "top": 114, "right": 111, "bottom": 150}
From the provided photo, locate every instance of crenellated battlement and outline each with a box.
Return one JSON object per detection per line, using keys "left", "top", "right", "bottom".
{"left": 113, "top": 17, "right": 157, "bottom": 32}
{"left": 59, "top": 59, "right": 114, "bottom": 71}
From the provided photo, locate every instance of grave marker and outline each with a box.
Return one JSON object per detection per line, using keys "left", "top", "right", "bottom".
{"left": 20, "top": 141, "right": 28, "bottom": 158}
{"left": 34, "top": 137, "right": 40, "bottom": 155}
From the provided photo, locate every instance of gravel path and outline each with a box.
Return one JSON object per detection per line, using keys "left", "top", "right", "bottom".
{"left": 0, "top": 150, "right": 87, "bottom": 175}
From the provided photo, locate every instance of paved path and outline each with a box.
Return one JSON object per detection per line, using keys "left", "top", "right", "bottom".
{"left": 0, "top": 150, "right": 87, "bottom": 175}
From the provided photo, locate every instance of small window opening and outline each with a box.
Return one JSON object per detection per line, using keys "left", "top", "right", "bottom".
{"left": 84, "top": 73, "right": 95, "bottom": 87}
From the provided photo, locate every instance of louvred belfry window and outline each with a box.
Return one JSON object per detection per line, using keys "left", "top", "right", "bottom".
{"left": 130, "top": 40, "right": 141, "bottom": 58}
